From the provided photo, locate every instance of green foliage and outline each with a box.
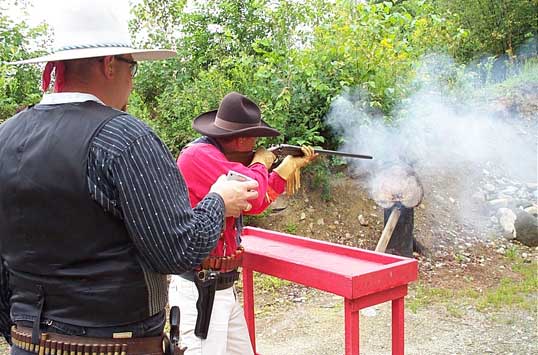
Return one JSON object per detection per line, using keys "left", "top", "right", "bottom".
{"left": 433, "top": 0, "right": 538, "bottom": 61}
{"left": 407, "top": 54, "right": 538, "bottom": 112}
{"left": 128, "top": 0, "right": 467, "bottom": 155}
{"left": 493, "top": 58, "right": 538, "bottom": 92}
{"left": 504, "top": 245, "right": 519, "bottom": 261}
{"left": 307, "top": 0, "right": 461, "bottom": 113}
{"left": 243, "top": 207, "right": 272, "bottom": 226}
{"left": 0, "top": 12, "right": 47, "bottom": 122}
{"left": 2, "top": 0, "right": 536, "bottom": 153}
{"left": 253, "top": 272, "right": 291, "bottom": 293}
{"left": 305, "top": 159, "right": 333, "bottom": 202}
{"left": 284, "top": 222, "right": 297, "bottom": 234}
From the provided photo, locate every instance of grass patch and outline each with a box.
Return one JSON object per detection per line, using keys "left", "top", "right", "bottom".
{"left": 476, "top": 277, "right": 527, "bottom": 311}
{"left": 285, "top": 222, "right": 297, "bottom": 234}
{"left": 505, "top": 245, "right": 518, "bottom": 261}
{"left": 461, "top": 288, "right": 480, "bottom": 299}
{"left": 407, "top": 284, "right": 455, "bottom": 313}
{"left": 243, "top": 208, "right": 272, "bottom": 225}
{"left": 476, "top": 257, "right": 537, "bottom": 312}
{"left": 492, "top": 58, "right": 538, "bottom": 93}
{"left": 236, "top": 272, "right": 292, "bottom": 299}
{"left": 253, "top": 273, "right": 292, "bottom": 293}
{"left": 408, "top": 254, "right": 537, "bottom": 315}
{"left": 446, "top": 303, "right": 464, "bottom": 318}
{"left": 246, "top": 273, "right": 294, "bottom": 316}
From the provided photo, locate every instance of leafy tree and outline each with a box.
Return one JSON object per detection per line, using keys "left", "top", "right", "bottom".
{"left": 130, "top": 0, "right": 318, "bottom": 153}
{"left": 0, "top": 11, "right": 47, "bottom": 122}
{"left": 433, "top": 0, "right": 538, "bottom": 60}
{"left": 128, "top": 0, "right": 467, "bottom": 154}
{"left": 4, "top": 0, "right": 534, "bottom": 155}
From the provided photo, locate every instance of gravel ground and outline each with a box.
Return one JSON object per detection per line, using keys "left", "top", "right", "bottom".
{"left": 1, "top": 295, "right": 536, "bottom": 355}
{"left": 254, "top": 289, "right": 537, "bottom": 355}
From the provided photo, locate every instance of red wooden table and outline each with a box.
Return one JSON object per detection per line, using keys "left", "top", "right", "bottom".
{"left": 240, "top": 227, "right": 418, "bottom": 355}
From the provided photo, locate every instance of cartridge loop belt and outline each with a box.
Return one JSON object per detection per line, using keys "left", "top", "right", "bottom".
{"left": 11, "top": 326, "right": 164, "bottom": 355}
{"left": 199, "top": 246, "right": 244, "bottom": 272}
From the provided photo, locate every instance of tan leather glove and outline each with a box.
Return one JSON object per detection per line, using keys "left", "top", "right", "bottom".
{"left": 274, "top": 146, "right": 317, "bottom": 195}
{"left": 249, "top": 147, "right": 276, "bottom": 170}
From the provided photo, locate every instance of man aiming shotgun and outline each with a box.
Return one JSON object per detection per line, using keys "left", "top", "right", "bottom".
{"left": 169, "top": 91, "right": 318, "bottom": 354}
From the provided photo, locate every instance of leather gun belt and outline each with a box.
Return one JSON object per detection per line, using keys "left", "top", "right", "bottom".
{"left": 199, "top": 246, "right": 244, "bottom": 272}
{"left": 180, "top": 269, "right": 239, "bottom": 290}
{"left": 11, "top": 326, "right": 164, "bottom": 355}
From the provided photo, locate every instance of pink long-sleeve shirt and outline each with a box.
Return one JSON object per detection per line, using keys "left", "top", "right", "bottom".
{"left": 178, "top": 142, "right": 286, "bottom": 256}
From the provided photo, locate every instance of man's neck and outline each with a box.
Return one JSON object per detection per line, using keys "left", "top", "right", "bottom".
{"left": 60, "top": 83, "right": 110, "bottom": 107}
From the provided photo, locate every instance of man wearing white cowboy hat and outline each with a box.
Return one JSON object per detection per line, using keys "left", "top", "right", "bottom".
{"left": 0, "top": 1, "right": 258, "bottom": 354}
{"left": 168, "top": 92, "right": 316, "bottom": 355}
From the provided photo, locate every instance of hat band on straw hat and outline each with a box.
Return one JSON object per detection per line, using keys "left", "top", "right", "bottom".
{"left": 56, "top": 43, "right": 132, "bottom": 51}
{"left": 6, "top": 0, "right": 177, "bottom": 65}
{"left": 214, "top": 116, "right": 262, "bottom": 131}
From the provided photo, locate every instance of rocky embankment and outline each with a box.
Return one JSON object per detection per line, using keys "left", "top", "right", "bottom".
{"left": 486, "top": 82, "right": 538, "bottom": 247}
{"left": 479, "top": 173, "right": 537, "bottom": 247}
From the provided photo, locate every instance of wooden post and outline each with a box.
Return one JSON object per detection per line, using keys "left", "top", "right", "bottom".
{"left": 375, "top": 207, "right": 401, "bottom": 253}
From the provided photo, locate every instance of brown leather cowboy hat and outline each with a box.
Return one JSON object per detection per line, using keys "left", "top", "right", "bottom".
{"left": 192, "top": 92, "right": 281, "bottom": 138}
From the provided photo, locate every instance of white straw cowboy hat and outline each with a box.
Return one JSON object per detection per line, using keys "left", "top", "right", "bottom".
{"left": 9, "top": 0, "right": 176, "bottom": 64}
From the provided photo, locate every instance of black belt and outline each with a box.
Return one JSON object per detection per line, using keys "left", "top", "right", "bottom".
{"left": 179, "top": 269, "right": 239, "bottom": 290}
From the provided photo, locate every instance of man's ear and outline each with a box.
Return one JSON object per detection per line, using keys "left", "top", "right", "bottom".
{"left": 100, "top": 56, "right": 115, "bottom": 79}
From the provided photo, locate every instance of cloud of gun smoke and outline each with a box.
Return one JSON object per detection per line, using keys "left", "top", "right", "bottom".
{"left": 325, "top": 52, "right": 537, "bottom": 228}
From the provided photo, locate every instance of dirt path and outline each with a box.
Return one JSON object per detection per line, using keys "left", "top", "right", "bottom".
{"left": 254, "top": 288, "right": 537, "bottom": 355}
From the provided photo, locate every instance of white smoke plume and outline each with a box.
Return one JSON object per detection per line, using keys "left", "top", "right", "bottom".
{"left": 325, "top": 53, "right": 537, "bottom": 232}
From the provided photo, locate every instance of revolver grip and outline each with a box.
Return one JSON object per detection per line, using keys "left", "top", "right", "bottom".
{"left": 169, "top": 306, "right": 181, "bottom": 354}
{"left": 170, "top": 306, "right": 180, "bottom": 329}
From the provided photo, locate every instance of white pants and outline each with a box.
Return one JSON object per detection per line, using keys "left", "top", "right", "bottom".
{"left": 169, "top": 275, "right": 254, "bottom": 355}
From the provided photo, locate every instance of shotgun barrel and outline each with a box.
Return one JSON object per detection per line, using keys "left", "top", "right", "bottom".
{"left": 269, "top": 144, "right": 373, "bottom": 160}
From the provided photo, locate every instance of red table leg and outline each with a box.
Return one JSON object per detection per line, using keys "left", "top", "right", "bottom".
{"left": 344, "top": 298, "right": 359, "bottom": 355}
{"left": 392, "top": 297, "right": 404, "bottom": 355}
{"left": 242, "top": 267, "right": 256, "bottom": 353}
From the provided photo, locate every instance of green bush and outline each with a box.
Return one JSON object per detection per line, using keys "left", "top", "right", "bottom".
{"left": 3, "top": 0, "right": 535, "bottom": 152}
{"left": 130, "top": 0, "right": 466, "bottom": 154}
{"left": 433, "top": 0, "right": 538, "bottom": 61}
{"left": 0, "top": 14, "right": 47, "bottom": 122}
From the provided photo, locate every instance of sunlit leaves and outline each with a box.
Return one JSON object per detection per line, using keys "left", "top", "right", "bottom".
{"left": 0, "top": 15, "right": 47, "bottom": 121}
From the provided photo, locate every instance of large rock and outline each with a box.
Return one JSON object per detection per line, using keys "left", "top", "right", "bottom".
{"left": 497, "top": 208, "right": 516, "bottom": 239}
{"left": 514, "top": 210, "right": 538, "bottom": 247}
{"left": 524, "top": 204, "right": 538, "bottom": 217}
